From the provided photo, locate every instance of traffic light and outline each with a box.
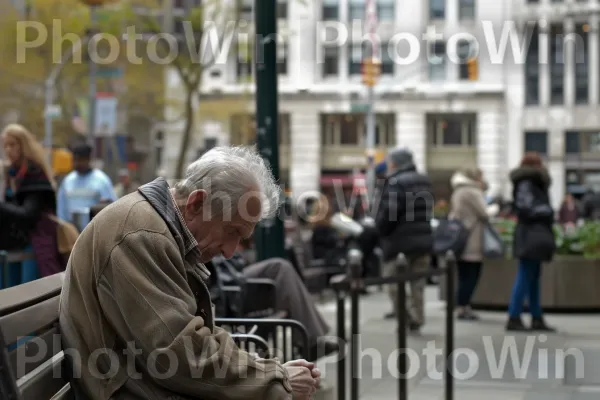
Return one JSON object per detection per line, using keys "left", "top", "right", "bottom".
{"left": 361, "top": 57, "right": 381, "bottom": 87}
{"left": 467, "top": 58, "right": 478, "bottom": 80}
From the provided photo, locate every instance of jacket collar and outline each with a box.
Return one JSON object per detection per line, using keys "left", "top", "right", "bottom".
{"left": 137, "top": 178, "right": 206, "bottom": 273}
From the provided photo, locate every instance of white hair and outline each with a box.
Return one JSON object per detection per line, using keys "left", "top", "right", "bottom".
{"left": 174, "top": 146, "right": 282, "bottom": 220}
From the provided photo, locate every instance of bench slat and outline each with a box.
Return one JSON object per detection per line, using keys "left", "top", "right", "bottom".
{"left": 9, "top": 326, "right": 61, "bottom": 379}
{"left": 18, "top": 351, "right": 69, "bottom": 400}
{"left": 50, "top": 384, "right": 71, "bottom": 399}
{"left": 0, "top": 273, "right": 64, "bottom": 317}
{"left": 0, "top": 296, "right": 60, "bottom": 345}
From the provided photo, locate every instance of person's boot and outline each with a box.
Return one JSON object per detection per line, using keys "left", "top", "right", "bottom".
{"left": 506, "top": 317, "right": 528, "bottom": 331}
{"left": 530, "top": 317, "right": 556, "bottom": 332}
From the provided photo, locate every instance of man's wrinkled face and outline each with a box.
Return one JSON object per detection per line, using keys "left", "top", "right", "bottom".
{"left": 183, "top": 188, "right": 261, "bottom": 263}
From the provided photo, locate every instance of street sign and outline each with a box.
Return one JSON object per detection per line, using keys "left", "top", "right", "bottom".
{"left": 94, "top": 94, "right": 118, "bottom": 136}
{"left": 44, "top": 104, "right": 61, "bottom": 119}
{"left": 351, "top": 103, "right": 369, "bottom": 113}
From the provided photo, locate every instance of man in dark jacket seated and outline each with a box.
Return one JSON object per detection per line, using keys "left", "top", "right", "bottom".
{"left": 375, "top": 148, "right": 434, "bottom": 331}
{"left": 212, "top": 250, "right": 340, "bottom": 361}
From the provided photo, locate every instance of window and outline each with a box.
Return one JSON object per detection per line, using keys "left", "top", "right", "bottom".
{"left": 381, "top": 41, "right": 394, "bottom": 74}
{"left": 429, "top": 0, "right": 445, "bottom": 19}
{"left": 550, "top": 24, "right": 564, "bottom": 104}
{"left": 323, "top": 46, "right": 339, "bottom": 76}
{"left": 236, "top": 40, "right": 253, "bottom": 81}
{"left": 278, "top": 43, "right": 287, "bottom": 75}
{"left": 349, "top": 44, "right": 364, "bottom": 75}
{"left": 322, "top": 0, "right": 338, "bottom": 19}
{"left": 524, "top": 131, "right": 548, "bottom": 154}
{"left": 589, "top": 132, "right": 600, "bottom": 152}
{"left": 277, "top": 0, "right": 287, "bottom": 19}
{"left": 427, "top": 114, "right": 476, "bottom": 146}
{"left": 565, "top": 131, "right": 580, "bottom": 153}
{"left": 458, "top": 0, "right": 475, "bottom": 20}
{"left": 340, "top": 114, "right": 361, "bottom": 145}
{"left": 457, "top": 40, "right": 474, "bottom": 79}
{"left": 349, "top": 0, "right": 364, "bottom": 21}
{"left": 377, "top": 0, "right": 394, "bottom": 21}
{"left": 321, "top": 113, "right": 395, "bottom": 146}
{"left": 565, "top": 131, "right": 600, "bottom": 153}
{"left": 525, "top": 25, "right": 539, "bottom": 105}
{"left": 575, "top": 24, "right": 589, "bottom": 104}
{"left": 428, "top": 41, "right": 446, "bottom": 81}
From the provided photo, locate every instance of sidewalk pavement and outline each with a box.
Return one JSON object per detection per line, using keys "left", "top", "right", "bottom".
{"left": 314, "top": 286, "right": 600, "bottom": 400}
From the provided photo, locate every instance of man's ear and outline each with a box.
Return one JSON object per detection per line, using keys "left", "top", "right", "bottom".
{"left": 185, "top": 189, "right": 208, "bottom": 217}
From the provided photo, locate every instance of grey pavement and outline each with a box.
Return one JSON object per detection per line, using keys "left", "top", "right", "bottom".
{"left": 314, "top": 286, "right": 600, "bottom": 399}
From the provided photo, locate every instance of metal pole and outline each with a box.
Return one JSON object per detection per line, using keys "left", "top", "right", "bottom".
{"left": 336, "top": 290, "right": 346, "bottom": 400}
{"left": 396, "top": 253, "right": 408, "bottom": 400}
{"left": 347, "top": 249, "right": 362, "bottom": 400}
{"left": 365, "top": 87, "right": 376, "bottom": 207}
{"left": 88, "top": 6, "right": 98, "bottom": 159}
{"left": 444, "top": 251, "right": 456, "bottom": 400}
{"left": 253, "top": 0, "right": 285, "bottom": 260}
{"left": 44, "top": 79, "right": 54, "bottom": 164}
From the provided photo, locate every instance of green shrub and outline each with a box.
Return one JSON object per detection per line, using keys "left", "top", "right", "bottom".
{"left": 491, "top": 219, "right": 600, "bottom": 259}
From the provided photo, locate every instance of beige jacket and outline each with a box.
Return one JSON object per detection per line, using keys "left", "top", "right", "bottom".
{"left": 59, "top": 179, "right": 292, "bottom": 400}
{"left": 449, "top": 173, "right": 489, "bottom": 262}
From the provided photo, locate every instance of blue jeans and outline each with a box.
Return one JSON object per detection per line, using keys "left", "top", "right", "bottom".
{"left": 508, "top": 258, "right": 542, "bottom": 318}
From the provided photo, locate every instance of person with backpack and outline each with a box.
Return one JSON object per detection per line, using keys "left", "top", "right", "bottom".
{"left": 375, "top": 148, "right": 434, "bottom": 331}
{"left": 506, "top": 152, "right": 556, "bottom": 331}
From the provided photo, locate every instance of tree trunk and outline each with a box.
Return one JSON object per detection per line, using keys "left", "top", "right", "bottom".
{"left": 175, "top": 88, "right": 195, "bottom": 178}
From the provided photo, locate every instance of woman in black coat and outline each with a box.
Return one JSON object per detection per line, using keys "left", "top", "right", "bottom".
{"left": 506, "top": 152, "right": 556, "bottom": 331}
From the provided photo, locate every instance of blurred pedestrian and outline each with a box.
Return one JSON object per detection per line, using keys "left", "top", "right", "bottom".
{"left": 0, "top": 124, "right": 60, "bottom": 286}
{"left": 449, "top": 168, "right": 490, "bottom": 320}
{"left": 376, "top": 148, "right": 433, "bottom": 331}
{"left": 506, "top": 152, "right": 556, "bottom": 332}
{"left": 56, "top": 143, "right": 116, "bottom": 230}
{"left": 113, "top": 168, "right": 139, "bottom": 198}
{"left": 558, "top": 193, "right": 579, "bottom": 227}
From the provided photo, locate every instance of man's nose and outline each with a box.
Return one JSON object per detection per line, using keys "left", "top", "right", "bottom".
{"left": 221, "top": 240, "right": 239, "bottom": 259}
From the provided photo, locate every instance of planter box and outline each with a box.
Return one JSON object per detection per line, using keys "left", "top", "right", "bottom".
{"left": 439, "top": 256, "right": 600, "bottom": 311}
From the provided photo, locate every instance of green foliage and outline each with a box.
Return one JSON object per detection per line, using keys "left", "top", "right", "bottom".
{"left": 491, "top": 218, "right": 600, "bottom": 259}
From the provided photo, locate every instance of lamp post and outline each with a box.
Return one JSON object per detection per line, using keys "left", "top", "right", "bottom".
{"left": 362, "top": 0, "right": 379, "bottom": 209}
{"left": 253, "top": 0, "right": 285, "bottom": 260}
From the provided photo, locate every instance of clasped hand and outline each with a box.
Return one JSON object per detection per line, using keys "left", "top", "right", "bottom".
{"left": 284, "top": 359, "right": 321, "bottom": 400}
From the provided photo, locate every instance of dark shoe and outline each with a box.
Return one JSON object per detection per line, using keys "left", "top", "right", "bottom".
{"left": 457, "top": 310, "right": 479, "bottom": 321}
{"left": 530, "top": 317, "right": 556, "bottom": 332}
{"left": 506, "top": 317, "right": 528, "bottom": 331}
{"left": 308, "top": 338, "right": 340, "bottom": 361}
{"left": 384, "top": 311, "right": 396, "bottom": 320}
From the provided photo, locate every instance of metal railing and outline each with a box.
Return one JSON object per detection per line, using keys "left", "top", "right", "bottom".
{"left": 331, "top": 250, "right": 456, "bottom": 400}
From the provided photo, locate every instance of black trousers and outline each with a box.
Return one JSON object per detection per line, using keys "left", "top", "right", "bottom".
{"left": 456, "top": 261, "right": 482, "bottom": 306}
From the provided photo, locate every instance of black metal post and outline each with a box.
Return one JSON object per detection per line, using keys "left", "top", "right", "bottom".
{"left": 396, "top": 253, "right": 408, "bottom": 400}
{"left": 253, "top": 0, "right": 285, "bottom": 261}
{"left": 336, "top": 289, "right": 346, "bottom": 400}
{"left": 348, "top": 249, "right": 363, "bottom": 400}
{"left": 444, "top": 251, "right": 455, "bottom": 400}
{"left": 0, "top": 251, "right": 7, "bottom": 290}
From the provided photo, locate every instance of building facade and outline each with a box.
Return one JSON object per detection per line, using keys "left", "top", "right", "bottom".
{"left": 166, "top": 0, "right": 594, "bottom": 206}
{"left": 511, "top": 0, "right": 600, "bottom": 207}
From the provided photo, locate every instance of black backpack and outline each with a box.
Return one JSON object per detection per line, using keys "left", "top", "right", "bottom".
{"left": 432, "top": 219, "right": 469, "bottom": 257}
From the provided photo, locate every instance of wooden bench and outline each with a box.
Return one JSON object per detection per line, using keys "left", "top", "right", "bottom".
{"left": 0, "top": 274, "right": 309, "bottom": 399}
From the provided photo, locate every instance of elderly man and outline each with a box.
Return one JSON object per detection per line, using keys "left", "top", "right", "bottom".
{"left": 59, "top": 147, "right": 320, "bottom": 399}
{"left": 375, "top": 148, "right": 434, "bottom": 331}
